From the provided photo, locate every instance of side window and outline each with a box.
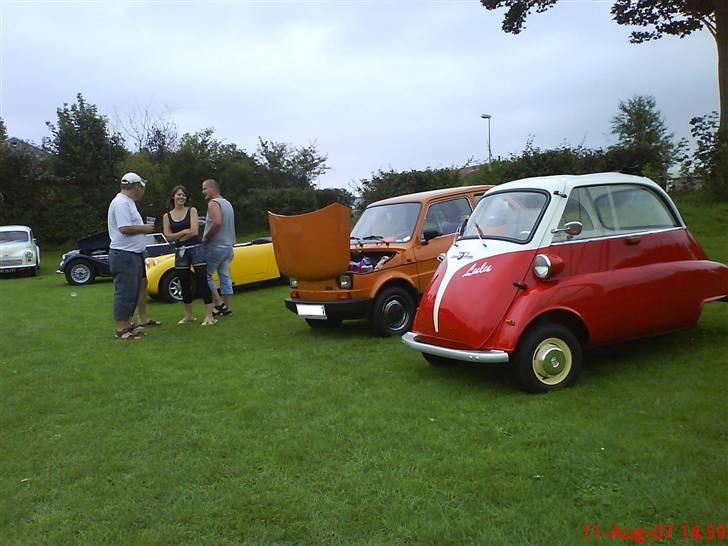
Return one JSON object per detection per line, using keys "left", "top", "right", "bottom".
{"left": 553, "top": 188, "right": 598, "bottom": 242}
{"left": 423, "top": 198, "right": 472, "bottom": 236}
{"left": 593, "top": 185, "right": 678, "bottom": 233}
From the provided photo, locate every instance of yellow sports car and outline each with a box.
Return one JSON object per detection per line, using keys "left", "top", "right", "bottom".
{"left": 146, "top": 237, "right": 281, "bottom": 302}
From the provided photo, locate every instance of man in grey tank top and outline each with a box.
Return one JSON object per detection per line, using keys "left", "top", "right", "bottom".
{"left": 202, "top": 178, "right": 236, "bottom": 315}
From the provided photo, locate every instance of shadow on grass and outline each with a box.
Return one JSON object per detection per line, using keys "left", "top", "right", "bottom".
{"left": 303, "top": 319, "right": 379, "bottom": 340}
{"left": 405, "top": 325, "right": 712, "bottom": 396}
{"left": 574, "top": 325, "right": 720, "bottom": 391}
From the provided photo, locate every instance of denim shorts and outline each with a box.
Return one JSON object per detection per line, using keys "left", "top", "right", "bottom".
{"left": 109, "top": 249, "right": 144, "bottom": 321}
{"left": 205, "top": 244, "right": 234, "bottom": 295}
{"left": 175, "top": 244, "right": 206, "bottom": 269}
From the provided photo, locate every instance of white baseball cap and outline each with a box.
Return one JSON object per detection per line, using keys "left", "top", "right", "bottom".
{"left": 120, "top": 172, "right": 147, "bottom": 188}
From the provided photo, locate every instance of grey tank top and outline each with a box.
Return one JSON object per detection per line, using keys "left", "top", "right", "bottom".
{"left": 204, "top": 197, "right": 236, "bottom": 245}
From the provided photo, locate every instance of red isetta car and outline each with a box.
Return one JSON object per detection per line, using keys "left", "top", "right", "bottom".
{"left": 402, "top": 173, "right": 728, "bottom": 393}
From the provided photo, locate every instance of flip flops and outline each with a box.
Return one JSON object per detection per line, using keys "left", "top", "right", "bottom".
{"left": 201, "top": 317, "right": 218, "bottom": 327}
{"left": 139, "top": 319, "right": 161, "bottom": 327}
{"left": 177, "top": 317, "right": 198, "bottom": 324}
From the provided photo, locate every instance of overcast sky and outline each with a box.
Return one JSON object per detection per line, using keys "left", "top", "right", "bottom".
{"left": 0, "top": 1, "right": 719, "bottom": 191}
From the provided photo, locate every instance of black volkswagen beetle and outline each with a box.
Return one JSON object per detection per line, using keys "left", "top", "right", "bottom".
{"left": 57, "top": 231, "right": 174, "bottom": 285}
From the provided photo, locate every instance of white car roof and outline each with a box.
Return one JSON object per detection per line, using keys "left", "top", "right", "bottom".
{"left": 489, "top": 172, "right": 659, "bottom": 194}
{"left": 0, "top": 225, "right": 31, "bottom": 232}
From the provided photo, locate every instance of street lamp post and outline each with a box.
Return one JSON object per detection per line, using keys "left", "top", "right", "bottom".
{"left": 480, "top": 113, "right": 492, "bottom": 168}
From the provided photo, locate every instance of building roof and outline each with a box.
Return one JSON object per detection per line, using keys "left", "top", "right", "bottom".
{"left": 5, "top": 137, "right": 49, "bottom": 159}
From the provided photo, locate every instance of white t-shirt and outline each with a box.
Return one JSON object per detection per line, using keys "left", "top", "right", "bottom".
{"left": 107, "top": 193, "right": 147, "bottom": 253}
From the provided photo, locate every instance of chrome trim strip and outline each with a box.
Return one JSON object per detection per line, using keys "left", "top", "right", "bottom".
{"left": 401, "top": 332, "right": 509, "bottom": 363}
{"left": 550, "top": 226, "right": 685, "bottom": 246}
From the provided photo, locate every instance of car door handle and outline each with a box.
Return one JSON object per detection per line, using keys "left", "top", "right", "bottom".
{"left": 625, "top": 235, "right": 641, "bottom": 245}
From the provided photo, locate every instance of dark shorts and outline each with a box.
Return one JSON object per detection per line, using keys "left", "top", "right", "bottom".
{"left": 109, "top": 249, "right": 144, "bottom": 321}
{"left": 175, "top": 244, "right": 206, "bottom": 269}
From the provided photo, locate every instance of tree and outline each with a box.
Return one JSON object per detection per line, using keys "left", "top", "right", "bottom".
{"left": 481, "top": 1, "right": 725, "bottom": 124}
{"left": 356, "top": 168, "right": 463, "bottom": 211}
{"left": 480, "top": 0, "right": 728, "bottom": 196}
{"left": 255, "top": 139, "right": 329, "bottom": 189}
{"left": 0, "top": 118, "right": 54, "bottom": 237}
{"left": 43, "top": 93, "right": 127, "bottom": 241}
{"left": 114, "top": 107, "right": 179, "bottom": 158}
{"left": 609, "top": 95, "right": 675, "bottom": 183}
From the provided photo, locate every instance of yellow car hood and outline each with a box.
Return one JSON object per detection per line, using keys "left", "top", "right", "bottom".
{"left": 268, "top": 203, "right": 350, "bottom": 281}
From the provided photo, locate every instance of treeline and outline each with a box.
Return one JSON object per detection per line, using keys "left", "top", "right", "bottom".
{"left": 0, "top": 93, "right": 723, "bottom": 245}
{"left": 357, "top": 96, "right": 725, "bottom": 210}
{"left": 0, "top": 94, "right": 353, "bottom": 245}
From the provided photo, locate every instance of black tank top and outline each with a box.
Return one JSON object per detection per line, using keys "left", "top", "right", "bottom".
{"left": 167, "top": 208, "right": 202, "bottom": 247}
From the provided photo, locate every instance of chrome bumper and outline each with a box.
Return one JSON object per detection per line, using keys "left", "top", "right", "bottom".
{"left": 401, "top": 332, "right": 509, "bottom": 363}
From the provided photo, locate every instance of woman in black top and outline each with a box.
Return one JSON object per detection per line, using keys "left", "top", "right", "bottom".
{"left": 162, "top": 185, "right": 216, "bottom": 326}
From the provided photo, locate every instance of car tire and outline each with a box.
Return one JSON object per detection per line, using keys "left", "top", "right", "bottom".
{"left": 159, "top": 270, "right": 192, "bottom": 303}
{"left": 65, "top": 260, "right": 96, "bottom": 285}
{"left": 512, "top": 322, "right": 582, "bottom": 393}
{"left": 370, "top": 285, "right": 415, "bottom": 337}
{"left": 31, "top": 260, "right": 39, "bottom": 276}
{"left": 423, "top": 353, "right": 458, "bottom": 367}
{"left": 305, "top": 318, "right": 342, "bottom": 329}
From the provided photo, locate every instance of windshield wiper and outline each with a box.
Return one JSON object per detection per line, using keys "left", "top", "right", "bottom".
{"left": 361, "top": 235, "right": 384, "bottom": 240}
{"left": 473, "top": 221, "right": 487, "bottom": 248}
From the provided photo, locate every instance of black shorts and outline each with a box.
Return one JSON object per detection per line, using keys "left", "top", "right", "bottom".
{"left": 175, "top": 244, "right": 206, "bottom": 269}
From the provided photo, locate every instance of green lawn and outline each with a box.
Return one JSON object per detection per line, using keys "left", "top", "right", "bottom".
{"left": 1, "top": 193, "right": 726, "bottom": 544}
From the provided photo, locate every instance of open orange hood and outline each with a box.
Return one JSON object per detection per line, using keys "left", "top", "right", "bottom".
{"left": 268, "top": 203, "right": 351, "bottom": 281}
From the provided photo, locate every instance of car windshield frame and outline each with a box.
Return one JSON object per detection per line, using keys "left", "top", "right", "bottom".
{"left": 351, "top": 202, "right": 422, "bottom": 244}
{"left": 0, "top": 230, "right": 30, "bottom": 243}
{"left": 459, "top": 189, "right": 550, "bottom": 244}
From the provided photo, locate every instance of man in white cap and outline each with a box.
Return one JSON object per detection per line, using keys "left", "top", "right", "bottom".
{"left": 107, "top": 172, "right": 155, "bottom": 340}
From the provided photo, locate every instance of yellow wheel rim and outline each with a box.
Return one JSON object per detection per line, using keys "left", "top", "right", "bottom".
{"left": 531, "top": 337, "right": 572, "bottom": 385}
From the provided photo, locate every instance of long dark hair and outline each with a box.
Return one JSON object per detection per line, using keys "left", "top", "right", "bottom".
{"left": 167, "top": 185, "right": 191, "bottom": 211}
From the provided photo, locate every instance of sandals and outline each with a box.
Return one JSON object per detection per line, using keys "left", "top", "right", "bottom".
{"left": 201, "top": 317, "right": 218, "bottom": 327}
{"left": 115, "top": 327, "right": 141, "bottom": 341}
{"left": 177, "top": 317, "right": 198, "bottom": 324}
{"left": 213, "top": 303, "right": 232, "bottom": 317}
{"left": 138, "top": 319, "right": 161, "bottom": 327}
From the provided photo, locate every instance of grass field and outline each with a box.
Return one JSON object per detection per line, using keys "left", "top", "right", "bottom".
{"left": 1, "top": 193, "right": 727, "bottom": 545}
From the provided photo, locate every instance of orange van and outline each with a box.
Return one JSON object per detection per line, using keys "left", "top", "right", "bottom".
{"left": 269, "top": 185, "right": 492, "bottom": 335}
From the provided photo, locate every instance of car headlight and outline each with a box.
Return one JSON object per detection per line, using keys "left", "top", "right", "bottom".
{"left": 289, "top": 278, "right": 298, "bottom": 288}
{"left": 533, "top": 254, "right": 564, "bottom": 280}
{"left": 337, "top": 274, "right": 353, "bottom": 289}
{"left": 24, "top": 250, "right": 33, "bottom": 262}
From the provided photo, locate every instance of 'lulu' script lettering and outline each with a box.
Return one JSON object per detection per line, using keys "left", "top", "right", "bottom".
{"left": 463, "top": 262, "right": 492, "bottom": 277}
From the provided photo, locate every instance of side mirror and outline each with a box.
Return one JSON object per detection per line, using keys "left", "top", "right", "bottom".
{"left": 421, "top": 229, "right": 441, "bottom": 243}
{"left": 551, "top": 221, "right": 583, "bottom": 237}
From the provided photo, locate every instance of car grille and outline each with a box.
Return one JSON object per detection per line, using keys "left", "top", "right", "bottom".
{"left": 0, "top": 258, "right": 23, "bottom": 266}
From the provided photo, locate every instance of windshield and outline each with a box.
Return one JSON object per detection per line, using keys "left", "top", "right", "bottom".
{"left": 462, "top": 191, "right": 548, "bottom": 243}
{"left": 0, "top": 230, "right": 30, "bottom": 243}
{"left": 351, "top": 203, "right": 421, "bottom": 243}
